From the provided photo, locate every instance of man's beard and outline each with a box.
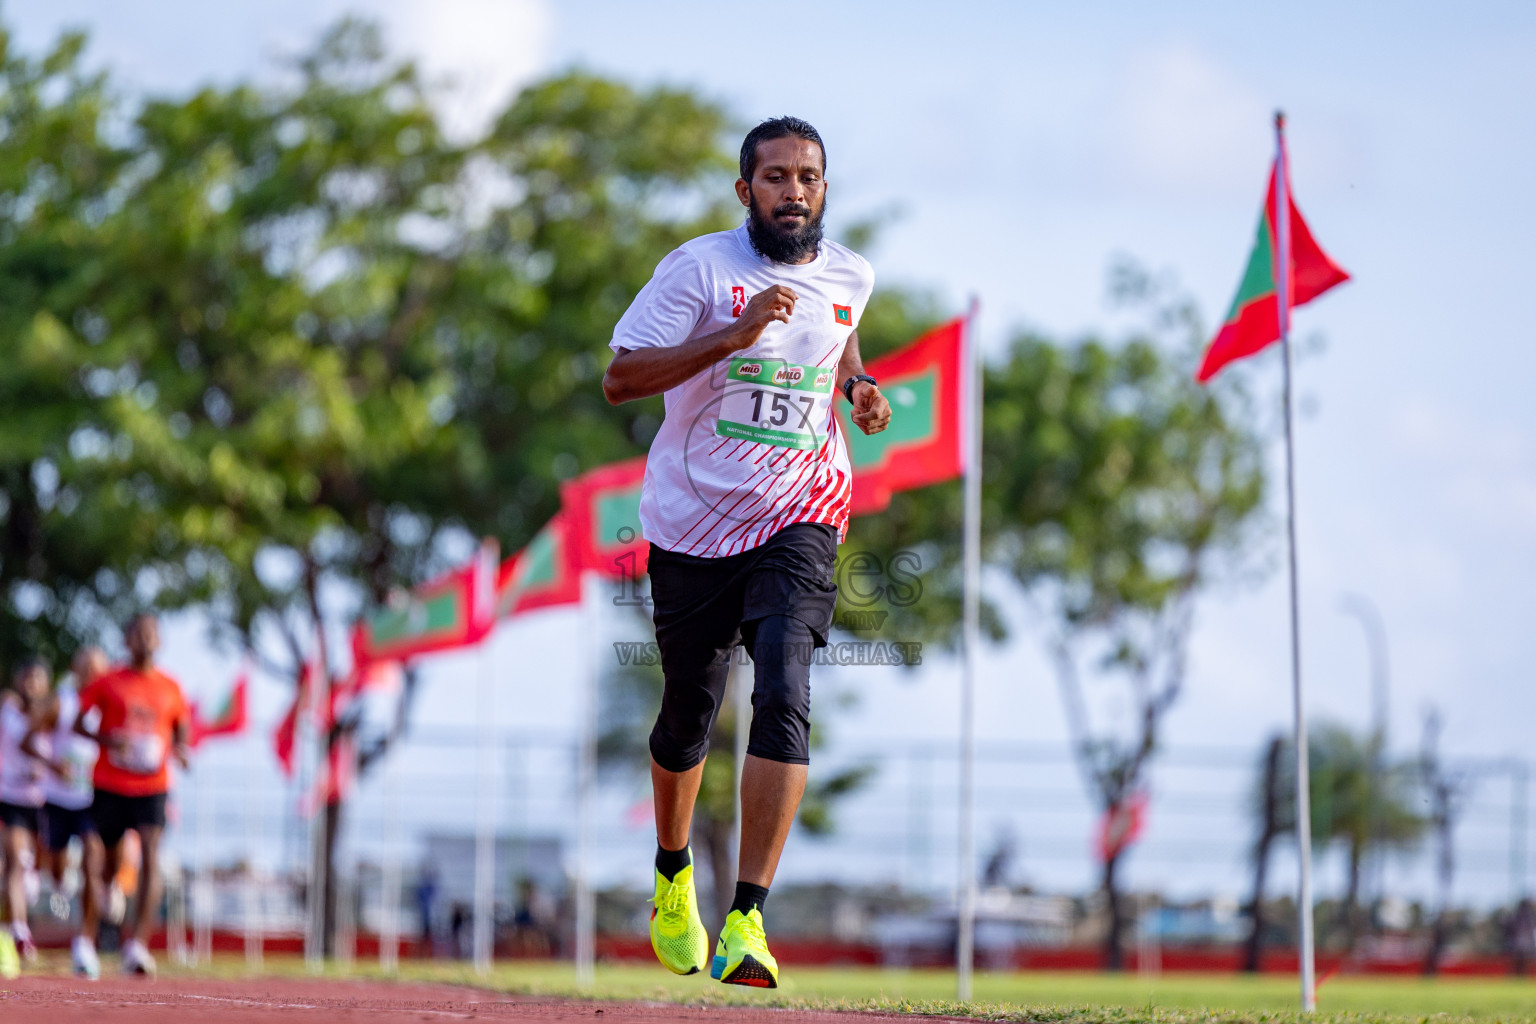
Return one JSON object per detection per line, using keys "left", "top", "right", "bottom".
{"left": 746, "top": 189, "right": 825, "bottom": 264}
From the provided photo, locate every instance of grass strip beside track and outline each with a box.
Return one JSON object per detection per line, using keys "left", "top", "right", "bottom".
{"left": 161, "top": 956, "right": 1536, "bottom": 1023}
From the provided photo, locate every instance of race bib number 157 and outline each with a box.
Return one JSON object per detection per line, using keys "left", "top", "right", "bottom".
{"left": 716, "top": 358, "right": 834, "bottom": 450}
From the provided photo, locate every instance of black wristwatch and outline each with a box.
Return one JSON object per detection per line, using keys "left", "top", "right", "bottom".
{"left": 841, "top": 373, "right": 878, "bottom": 402}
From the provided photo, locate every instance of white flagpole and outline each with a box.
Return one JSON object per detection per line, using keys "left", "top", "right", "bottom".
{"left": 380, "top": 740, "right": 401, "bottom": 973}
{"left": 956, "top": 297, "right": 982, "bottom": 1002}
{"left": 195, "top": 752, "right": 212, "bottom": 965}
{"left": 1274, "top": 110, "right": 1316, "bottom": 1014}
{"left": 473, "top": 539, "right": 500, "bottom": 976}
{"left": 245, "top": 720, "right": 263, "bottom": 972}
{"left": 574, "top": 573, "right": 597, "bottom": 989}
{"left": 306, "top": 632, "right": 333, "bottom": 972}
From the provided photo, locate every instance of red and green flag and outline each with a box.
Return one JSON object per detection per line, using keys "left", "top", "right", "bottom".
{"left": 359, "top": 543, "right": 499, "bottom": 663}
{"left": 838, "top": 317, "right": 967, "bottom": 514}
{"left": 189, "top": 665, "right": 249, "bottom": 748}
{"left": 560, "top": 456, "right": 648, "bottom": 578}
{"left": 496, "top": 510, "right": 583, "bottom": 618}
{"left": 272, "top": 660, "right": 312, "bottom": 777}
{"left": 1197, "top": 154, "right": 1349, "bottom": 383}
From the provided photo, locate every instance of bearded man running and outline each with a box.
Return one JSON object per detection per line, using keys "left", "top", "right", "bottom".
{"left": 603, "top": 116, "right": 891, "bottom": 988}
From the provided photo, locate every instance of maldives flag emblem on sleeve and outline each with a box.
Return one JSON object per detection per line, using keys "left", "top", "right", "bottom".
{"left": 1197, "top": 160, "right": 1349, "bottom": 382}
{"left": 833, "top": 304, "right": 853, "bottom": 326}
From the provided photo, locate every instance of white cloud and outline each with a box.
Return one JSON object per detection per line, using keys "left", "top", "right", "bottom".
{"left": 1113, "top": 41, "right": 1272, "bottom": 194}
{"left": 10, "top": 0, "right": 551, "bottom": 140}
{"left": 1391, "top": 397, "right": 1536, "bottom": 538}
{"left": 381, "top": 0, "right": 552, "bottom": 140}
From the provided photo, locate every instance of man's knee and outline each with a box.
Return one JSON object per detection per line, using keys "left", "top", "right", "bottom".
{"left": 649, "top": 722, "right": 711, "bottom": 774}
{"left": 745, "top": 615, "right": 814, "bottom": 765}
{"left": 649, "top": 642, "right": 733, "bottom": 774}
{"left": 649, "top": 676, "right": 725, "bottom": 773}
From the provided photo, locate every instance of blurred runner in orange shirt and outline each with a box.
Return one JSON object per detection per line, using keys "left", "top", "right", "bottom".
{"left": 73, "top": 613, "right": 190, "bottom": 977}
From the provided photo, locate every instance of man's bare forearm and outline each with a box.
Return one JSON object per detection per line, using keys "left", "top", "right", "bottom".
{"left": 603, "top": 285, "right": 799, "bottom": 404}
{"left": 603, "top": 326, "right": 751, "bottom": 404}
{"left": 836, "top": 330, "right": 866, "bottom": 399}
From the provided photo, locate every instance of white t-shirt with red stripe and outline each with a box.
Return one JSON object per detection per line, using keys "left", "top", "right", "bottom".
{"left": 610, "top": 223, "right": 874, "bottom": 558}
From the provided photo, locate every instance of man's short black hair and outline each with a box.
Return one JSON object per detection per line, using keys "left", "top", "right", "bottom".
{"left": 739, "top": 117, "right": 826, "bottom": 182}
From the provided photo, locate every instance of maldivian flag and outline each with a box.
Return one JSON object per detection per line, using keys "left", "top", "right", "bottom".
{"left": 189, "top": 666, "right": 249, "bottom": 748}
{"left": 358, "top": 538, "right": 499, "bottom": 663}
{"left": 560, "top": 456, "right": 648, "bottom": 578}
{"left": 1197, "top": 154, "right": 1349, "bottom": 382}
{"left": 838, "top": 317, "right": 966, "bottom": 514}
{"left": 496, "top": 510, "right": 583, "bottom": 618}
{"left": 272, "top": 661, "right": 311, "bottom": 777}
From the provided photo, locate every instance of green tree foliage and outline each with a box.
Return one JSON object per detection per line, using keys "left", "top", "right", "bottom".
{"left": 0, "top": 17, "right": 738, "bottom": 665}
{"left": 0, "top": 28, "right": 147, "bottom": 671}
{"left": 1251, "top": 722, "right": 1428, "bottom": 955}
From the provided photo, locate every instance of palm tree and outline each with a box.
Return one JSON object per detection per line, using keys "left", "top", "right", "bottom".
{"left": 1245, "top": 721, "right": 1427, "bottom": 964}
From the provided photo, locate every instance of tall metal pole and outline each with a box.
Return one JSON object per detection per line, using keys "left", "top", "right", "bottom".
{"left": 473, "top": 537, "right": 500, "bottom": 975}
{"left": 1513, "top": 760, "right": 1529, "bottom": 903}
{"left": 195, "top": 752, "right": 212, "bottom": 965}
{"left": 305, "top": 619, "right": 333, "bottom": 973}
{"left": 1341, "top": 594, "right": 1390, "bottom": 910}
{"left": 574, "top": 574, "right": 597, "bottom": 988}
{"left": 956, "top": 298, "right": 982, "bottom": 1002}
{"left": 380, "top": 740, "right": 401, "bottom": 973}
{"left": 245, "top": 723, "right": 264, "bottom": 972}
{"left": 472, "top": 637, "right": 496, "bottom": 974}
{"left": 1275, "top": 110, "right": 1316, "bottom": 1014}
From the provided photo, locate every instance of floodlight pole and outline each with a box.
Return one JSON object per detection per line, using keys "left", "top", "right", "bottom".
{"left": 956, "top": 297, "right": 981, "bottom": 1003}
{"left": 1275, "top": 110, "right": 1317, "bottom": 1014}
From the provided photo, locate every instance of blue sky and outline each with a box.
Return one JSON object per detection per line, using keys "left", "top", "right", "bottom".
{"left": 11, "top": 1, "right": 1536, "bottom": 899}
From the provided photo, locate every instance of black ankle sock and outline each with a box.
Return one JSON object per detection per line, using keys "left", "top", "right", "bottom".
{"left": 730, "top": 881, "right": 769, "bottom": 917}
{"left": 655, "top": 843, "right": 691, "bottom": 881}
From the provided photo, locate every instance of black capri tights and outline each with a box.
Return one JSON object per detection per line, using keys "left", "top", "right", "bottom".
{"left": 645, "top": 523, "right": 838, "bottom": 773}
{"left": 649, "top": 613, "right": 815, "bottom": 771}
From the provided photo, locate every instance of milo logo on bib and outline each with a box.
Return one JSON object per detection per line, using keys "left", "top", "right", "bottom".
{"left": 725, "top": 358, "right": 832, "bottom": 394}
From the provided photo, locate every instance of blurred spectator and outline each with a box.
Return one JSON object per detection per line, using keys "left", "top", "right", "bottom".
{"left": 413, "top": 865, "right": 438, "bottom": 957}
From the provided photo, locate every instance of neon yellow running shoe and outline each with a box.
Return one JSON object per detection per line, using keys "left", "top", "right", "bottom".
{"left": 0, "top": 930, "right": 18, "bottom": 979}
{"left": 710, "top": 907, "right": 778, "bottom": 988}
{"left": 649, "top": 862, "right": 708, "bottom": 975}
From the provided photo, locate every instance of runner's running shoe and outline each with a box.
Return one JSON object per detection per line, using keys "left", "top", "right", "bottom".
{"left": 121, "top": 937, "right": 156, "bottom": 977}
{"left": 10, "top": 923, "right": 36, "bottom": 963}
{"left": 710, "top": 908, "right": 778, "bottom": 988}
{"left": 72, "top": 934, "right": 100, "bottom": 980}
{"left": 0, "top": 930, "right": 16, "bottom": 979}
{"left": 649, "top": 862, "right": 708, "bottom": 975}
